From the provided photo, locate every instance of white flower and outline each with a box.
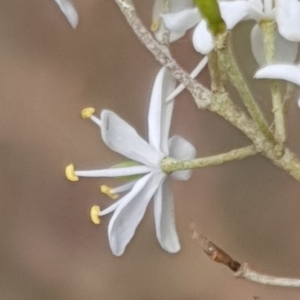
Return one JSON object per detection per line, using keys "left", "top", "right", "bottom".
{"left": 53, "top": 0, "right": 78, "bottom": 28}
{"left": 161, "top": 0, "right": 299, "bottom": 64}
{"left": 66, "top": 68, "right": 196, "bottom": 256}
{"left": 161, "top": 0, "right": 249, "bottom": 54}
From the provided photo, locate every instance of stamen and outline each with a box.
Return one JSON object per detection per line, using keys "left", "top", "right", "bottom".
{"left": 81, "top": 107, "right": 95, "bottom": 119}
{"left": 110, "top": 180, "right": 136, "bottom": 193}
{"left": 90, "top": 115, "right": 102, "bottom": 127}
{"left": 90, "top": 205, "right": 101, "bottom": 225}
{"left": 100, "top": 185, "right": 119, "bottom": 200}
{"left": 151, "top": 19, "right": 160, "bottom": 32}
{"left": 65, "top": 164, "right": 79, "bottom": 181}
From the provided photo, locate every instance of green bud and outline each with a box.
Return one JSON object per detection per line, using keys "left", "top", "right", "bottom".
{"left": 194, "top": 0, "right": 226, "bottom": 35}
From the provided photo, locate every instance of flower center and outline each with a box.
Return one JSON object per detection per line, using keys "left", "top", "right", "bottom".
{"left": 160, "top": 157, "right": 175, "bottom": 175}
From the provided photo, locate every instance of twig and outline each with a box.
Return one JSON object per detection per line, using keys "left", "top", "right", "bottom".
{"left": 260, "top": 20, "right": 285, "bottom": 156}
{"left": 236, "top": 263, "right": 300, "bottom": 288}
{"left": 208, "top": 50, "right": 225, "bottom": 93}
{"left": 191, "top": 225, "right": 300, "bottom": 288}
{"left": 283, "top": 83, "right": 296, "bottom": 114}
{"left": 216, "top": 32, "right": 274, "bottom": 143}
{"left": 161, "top": 145, "right": 257, "bottom": 173}
{"left": 191, "top": 224, "right": 240, "bottom": 272}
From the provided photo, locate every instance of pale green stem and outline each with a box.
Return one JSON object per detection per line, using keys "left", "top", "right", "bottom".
{"left": 283, "top": 83, "right": 296, "bottom": 114}
{"left": 216, "top": 32, "right": 275, "bottom": 144}
{"left": 260, "top": 20, "right": 285, "bottom": 157}
{"left": 208, "top": 50, "right": 225, "bottom": 93}
{"left": 161, "top": 145, "right": 257, "bottom": 173}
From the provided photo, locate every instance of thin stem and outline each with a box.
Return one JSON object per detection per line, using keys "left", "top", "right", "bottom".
{"left": 216, "top": 32, "right": 275, "bottom": 143}
{"left": 236, "top": 263, "right": 300, "bottom": 288}
{"left": 191, "top": 228, "right": 300, "bottom": 288}
{"left": 208, "top": 50, "right": 225, "bottom": 93}
{"left": 260, "top": 20, "right": 285, "bottom": 156}
{"left": 161, "top": 145, "right": 257, "bottom": 173}
{"left": 283, "top": 83, "right": 296, "bottom": 113}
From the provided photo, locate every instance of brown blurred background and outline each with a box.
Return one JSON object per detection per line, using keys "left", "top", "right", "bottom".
{"left": 0, "top": 0, "right": 300, "bottom": 299}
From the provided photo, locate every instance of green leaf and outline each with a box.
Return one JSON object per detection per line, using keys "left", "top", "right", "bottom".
{"left": 194, "top": 0, "right": 226, "bottom": 35}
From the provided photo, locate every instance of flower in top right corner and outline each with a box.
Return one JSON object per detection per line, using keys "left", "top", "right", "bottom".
{"left": 158, "top": 0, "right": 300, "bottom": 65}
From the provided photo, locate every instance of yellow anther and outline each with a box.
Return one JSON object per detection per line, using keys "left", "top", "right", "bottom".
{"left": 101, "top": 185, "right": 119, "bottom": 200}
{"left": 81, "top": 107, "right": 95, "bottom": 119}
{"left": 65, "top": 164, "right": 79, "bottom": 182}
{"left": 90, "top": 205, "right": 101, "bottom": 225}
{"left": 151, "top": 19, "right": 160, "bottom": 32}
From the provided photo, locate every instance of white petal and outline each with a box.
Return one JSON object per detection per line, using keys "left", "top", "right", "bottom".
{"left": 170, "top": 31, "right": 186, "bottom": 42}
{"left": 108, "top": 172, "right": 165, "bottom": 256}
{"left": 148, "top": 68, "right": 176, "bottom": 155}
{"left": 251, "top": 25, "right": 299, "bottom": 65}
{"left": 154, "top": 179, "right": 180, "bottom": 253}
{"left": 264, "top": 0, "right": 273, "bottom": 15}
{"left": 100, "top": 110, "right": 163, "bottom": 167}
{"left": 152, "top": 0, "right": 194, "bottom": 20}
{"left": 254, "top": 64, "right": 300, "bottom": 85}
{"left": 219, "top": 2, "right": 249, "bottom": 29}
{"left": 152, "top": 0, "right": 194, "bottom": 42}
{"left": 166, "top": 56, "right": 208, "bottom": 101}
{"left": 247, "top": 0, "right": 265, "bottom": 21}
{"left": 276, "top": 0, "right": 300, "bottom": 42}
{"left": 192, "top": 21, "right": 214, "bottom": 54}
{"left": 75, "top": 165, "right": 151, "bottom": 178}
{"left": 53, "top": 0, "right": 78, "bottom": 28}
{"left": 162, "top": 8, "right": 200, "bottom": 33}
{"left": 297, "top": 97, "right": 300, "bottom": 109}
{"left": 168, "top": 135, "right": 196, "bottom": 181}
